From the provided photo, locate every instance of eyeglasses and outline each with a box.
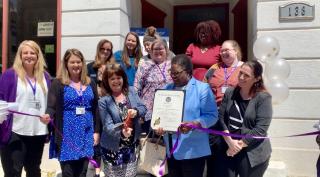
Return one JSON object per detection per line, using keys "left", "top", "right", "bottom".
{"left": 220, "top": 48, "right": 235, "bottom": 54}
{"left": 100, "top": 48, "right": 112, "bottom": 52}
{"left": 169, "top": 70, "right": 185, "bottom": 77}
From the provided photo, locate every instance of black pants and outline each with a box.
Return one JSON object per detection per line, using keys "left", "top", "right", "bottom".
{"left": 207, "top": 145, "right": 269, "bottom": 177}
{"left": 142, "top": 120, "right": 151, "bottom": 134}
{"left": 167, "top": 156, "right": 206, "bottom": 177}
{"left": 60, "top": 158, "right": 89, "bottom": 177}
{"left": 0, "top": 132, "right": 46, "bottom": 177}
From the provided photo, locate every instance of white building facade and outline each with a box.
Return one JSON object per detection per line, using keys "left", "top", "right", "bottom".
{"left": 61, "top": 1, "right": 320, "bottom": 176}
{"left": 0, "top": 0, "right": 319, "bottom": 176}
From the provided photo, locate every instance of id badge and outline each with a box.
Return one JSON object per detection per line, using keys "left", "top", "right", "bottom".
{"left": 76, "top": 107, "right": 85, "bottom": 115}
{"left": 28, "top": 99, "right": 41, "bottom": 110}
{"left": 221, "top": 85, "right": 228, "bottom": 94}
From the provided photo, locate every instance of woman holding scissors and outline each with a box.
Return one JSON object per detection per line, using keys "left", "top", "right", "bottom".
{"left": 99, "top": 64, "right": 146, "bottom": 177}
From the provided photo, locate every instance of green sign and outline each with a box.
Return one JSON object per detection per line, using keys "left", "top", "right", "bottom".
{"left": 45, "top": 44, "right": 54, "bottom": 53}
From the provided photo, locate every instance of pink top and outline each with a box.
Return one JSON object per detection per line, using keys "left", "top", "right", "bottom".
{"left": 186, "top": 43, "right": 221, "bottom": 81}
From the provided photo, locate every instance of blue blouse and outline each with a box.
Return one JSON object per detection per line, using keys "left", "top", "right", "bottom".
{"left": 114, "top": 50, "right": 137, "bottom": 86}
{"left": 59, "top": 85, "right": 94, "bottom": 161}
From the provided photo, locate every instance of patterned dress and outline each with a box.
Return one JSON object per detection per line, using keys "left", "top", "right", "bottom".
{"left": 59, "top": 85, "right": 94, "bottom": 161}
{"left": 101, "top": 98, "right": 138, "bottom": 177}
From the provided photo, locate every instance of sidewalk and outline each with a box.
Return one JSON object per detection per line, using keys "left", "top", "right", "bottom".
{"left": 0, "top": 144, "right": 151, "bottom": 177}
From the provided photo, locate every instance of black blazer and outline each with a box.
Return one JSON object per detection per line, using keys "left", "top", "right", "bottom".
{"left": 219, "top": 87, "right": 273, "bottom": 167}
{"left": 46, "top": 78, "right": 101, "bottom": 158}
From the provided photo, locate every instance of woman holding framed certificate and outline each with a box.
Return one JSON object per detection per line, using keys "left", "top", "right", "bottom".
{"left": 155, "top": 54, "right": 218, "bottom": 177}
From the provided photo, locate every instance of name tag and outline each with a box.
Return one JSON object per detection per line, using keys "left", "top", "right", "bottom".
{"left": 76, "top": 107, "right": 86, "bottom": 115}
{"left": 28, "top": 99, "right": 41, "bottom": 110}
{"left": 221, "top": 86, "right": 228, "bottom": 94}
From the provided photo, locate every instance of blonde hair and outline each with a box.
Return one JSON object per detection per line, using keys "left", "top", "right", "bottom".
{"left": 223, "top": 40, "right": 242, "bottom": 61}
{"left": 150, "top": 39, "right": 169, "bottom": 58}
{"left": 12, "top": 40, "right": 48, "bottom": 94}
{"left": 57, "top": 48, "right": 91, "bottom": 85}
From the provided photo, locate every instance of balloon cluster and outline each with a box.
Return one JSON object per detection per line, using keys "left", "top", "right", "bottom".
{"left": 253, "top": 36, "right": 290, "bottom": 105}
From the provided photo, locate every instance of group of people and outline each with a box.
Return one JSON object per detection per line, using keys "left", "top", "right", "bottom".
{"left": 0, "top": 21, "right": 273, "bottom": 177}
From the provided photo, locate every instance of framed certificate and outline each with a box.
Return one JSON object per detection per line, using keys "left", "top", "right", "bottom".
{"left": 151, "top": 89, "right": 185, "bottom": 132}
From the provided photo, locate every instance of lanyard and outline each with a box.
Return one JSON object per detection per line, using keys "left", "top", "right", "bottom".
{"left": 157, "top": 62, "right": 167, "bottom": 81}
{"left": 70, "top": 82, "right": 84, "bottom": 104}
{"left": 224, "top": 61, "right": 238, "bottom": 83}
{"left": 26, "top": 77, "right": 37, "bottom": 99}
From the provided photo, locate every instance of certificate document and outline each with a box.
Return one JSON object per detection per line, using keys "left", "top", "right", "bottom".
{"left": 151, "top": 89, "right": 185, "bottom": 132}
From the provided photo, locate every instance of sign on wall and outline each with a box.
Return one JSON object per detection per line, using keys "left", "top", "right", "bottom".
{"left": 37, "top": 22, "right": 54, "bottom": 37}
{"left": 279, "top": 2, "right": 314, "bottom": 21}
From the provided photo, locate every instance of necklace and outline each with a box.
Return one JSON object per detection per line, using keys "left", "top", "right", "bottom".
{"left": 200, "top": 47, "right": 208, "bottom": 53}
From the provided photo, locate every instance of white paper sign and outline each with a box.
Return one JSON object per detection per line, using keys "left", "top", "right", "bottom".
{"left": 37, "top": 22, "right": 54, "bottom": 37}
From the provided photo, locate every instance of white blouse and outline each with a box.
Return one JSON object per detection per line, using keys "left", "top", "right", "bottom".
{"left": 12, "top": 75, "right": 48, "bottom": 136}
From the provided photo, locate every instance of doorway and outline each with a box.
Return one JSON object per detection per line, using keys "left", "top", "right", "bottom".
{"left": 141, "top": 0, "right": 166, "bottom": 28}
{"left": 7, "top": 0, "right": 57, "bottom": 76}
{"left": 173, "top": 4, "right": 229, "bottom": 55}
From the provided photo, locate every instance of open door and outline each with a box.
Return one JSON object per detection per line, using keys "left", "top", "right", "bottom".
{"left": 141, "top": 0, "right": 166, "bottom": 28}
{"left": 233, "top": 0, "right": 248, "bottom": 61}
{"left": 173, "top": 4, "right": 229, "bottom": 55}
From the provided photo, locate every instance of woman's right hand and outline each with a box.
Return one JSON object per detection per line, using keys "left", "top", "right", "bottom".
{"left": 122, "top": 127, "right": 133, "bottom": 138}
{"left": 40, "top": 114, "right": 51, "bottom": 125}
{"left": 155, "top": 127, "right": 165, "bottom": 136}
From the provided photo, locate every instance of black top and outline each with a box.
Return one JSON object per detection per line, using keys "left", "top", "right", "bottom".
{"left": 228, "top": 91, "right": 250, "bottom": 136}
{"left": 87, "top": 62, "right": 98, "bottom": 83}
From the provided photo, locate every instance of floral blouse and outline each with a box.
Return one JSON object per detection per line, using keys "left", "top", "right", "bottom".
{"left": 134, "top": 59, "right": 172, "bottom": 121}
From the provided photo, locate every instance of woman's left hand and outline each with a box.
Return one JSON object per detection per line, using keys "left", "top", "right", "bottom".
{"left": 127, "top": 109, "right": 137, "bottom": 119}
{"left": 238, "top": 140, "right": 248, "bottom": 148}
{"left": 93, "top": 133, "right": 100, "bottom": 146}
{"left": 179, "top": 121, "right": 201, "bottom": 134}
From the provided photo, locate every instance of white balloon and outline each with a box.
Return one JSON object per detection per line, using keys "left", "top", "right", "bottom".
{"left": 253, "top": 36, "right": 280, "bottom": 62}
{"left": 265, "top": 58, "right": 291, "bottom": 80}
{"left": 265, "top": 79, "right": 289, "bottom": 105}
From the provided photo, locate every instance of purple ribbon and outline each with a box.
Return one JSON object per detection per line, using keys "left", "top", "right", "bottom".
{"left": 8, "top": 109, "right": 100, "bottom": 168}
{"left": 158, "top": 123, "right": 320, "bottom": 176}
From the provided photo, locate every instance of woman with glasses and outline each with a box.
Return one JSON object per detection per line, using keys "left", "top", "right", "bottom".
{"left": 134, "top": 39, "right": 173, "bottom": 133}
{"left": 211, "top": 60, "right": 272, "bottom": 177}
{"left": 205, "top": 40, "right": 243, "bottom": 176}
{"left": 155, "top": 54, "right": 218, "bottom": 177}
{"left": 87, "top": 39, "right": 115, "bottom": 83}
{"left": 114, "top": 32, "right": 143, "bottom": 86}
{"left": 205, "top": 40, "right": 244, "bottom": 106}
{"left": 186, "top": 20, "right": 221, "bottom": 81}
{"left": 99, "top": 64, "right": 146, "bottom": 177}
